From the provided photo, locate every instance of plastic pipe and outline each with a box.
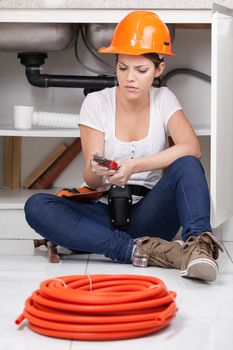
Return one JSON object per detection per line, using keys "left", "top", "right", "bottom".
{"left": 15, "top": 274, "right": 178, "bottom": 341}
{"left": 162, "top": 68, "right": 211, "bottom": 86}
{"left": 32, "top": 111, "right": 79, "bottom": 128}
{"left": 18, "top": 52, "right": 117, "bottom": 89}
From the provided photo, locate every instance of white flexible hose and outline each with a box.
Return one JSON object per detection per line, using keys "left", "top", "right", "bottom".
{"left": 32, "top": 111, "right": 79, "bottom": 128}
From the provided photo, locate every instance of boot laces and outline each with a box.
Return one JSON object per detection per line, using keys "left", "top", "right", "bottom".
{"left": 196, "top": 239, "right": 213, "bottom": 257}
{"left": 185, "top": 236, "right": 214, "bottom": 259}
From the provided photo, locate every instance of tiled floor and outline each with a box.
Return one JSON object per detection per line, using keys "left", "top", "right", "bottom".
{"left": 0, "top": 239, "right": 233, "bottom": 350}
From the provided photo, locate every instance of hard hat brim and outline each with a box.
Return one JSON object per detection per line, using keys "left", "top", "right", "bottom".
{"left": 98, "top": 46, "right": 176, "bottom": 56}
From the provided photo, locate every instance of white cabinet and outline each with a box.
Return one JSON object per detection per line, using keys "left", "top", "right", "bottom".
{"left": 211, "top": 5, "right": 233, "bottom": 228}
{"left": 0, "top": 4, "right": 233, "bottom": 237}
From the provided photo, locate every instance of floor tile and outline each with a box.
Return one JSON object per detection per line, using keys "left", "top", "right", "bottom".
{"left": 0, "top": 239, "right": 34, "bottom": 255}
{"left": 0, "top": 315, "right": 71, "bottom": 350}
{"left": 0, "top": 253, "right": 88, "bottom": 282}
{"left": 0, "top": 239, "right": 233, "bottom": 350}
{"left": 70, "top": 318, "right": 233, "bottom": 350}
{"left": 0, "top": 280, "right": 40, "bottom": 316}
{"left": 223, "top": 242, "right": 233, "bottom": 262}
{"left": 0, "top": 282, "right": 71, "bottom": 350}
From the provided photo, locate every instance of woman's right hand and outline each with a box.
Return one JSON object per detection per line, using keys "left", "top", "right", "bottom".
{"left": 90, "top": 150, "right": 117, "bottom": 178}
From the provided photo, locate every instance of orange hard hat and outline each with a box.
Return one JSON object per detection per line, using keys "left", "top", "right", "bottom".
{"left": 99, "top": 11, "right": 175, "bottom": 56}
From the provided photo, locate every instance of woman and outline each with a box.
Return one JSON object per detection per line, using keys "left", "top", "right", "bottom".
{"left": 24, "top": 11, "right": 223, "bottom": 282}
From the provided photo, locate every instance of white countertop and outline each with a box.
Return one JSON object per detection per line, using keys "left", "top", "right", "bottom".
{"left": 0, "top": 0, "right": 232, "bottom": 10}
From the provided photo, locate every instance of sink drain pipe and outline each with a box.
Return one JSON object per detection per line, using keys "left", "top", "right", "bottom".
{"left": 17, "top": 52, "right": 117, "bottom": 90}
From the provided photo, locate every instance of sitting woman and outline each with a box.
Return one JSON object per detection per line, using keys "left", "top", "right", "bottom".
{"left": 24, "top": 10, "right": 223, "bottom": 283}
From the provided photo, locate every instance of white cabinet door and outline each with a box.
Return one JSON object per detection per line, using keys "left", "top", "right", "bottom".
{"left": 211, "top": 5, "right": 233, "bottom": 228}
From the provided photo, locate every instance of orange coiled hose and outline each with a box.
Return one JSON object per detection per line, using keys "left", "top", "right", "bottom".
{"left": 15, "top": 274, "right": 178, "bottom": 341}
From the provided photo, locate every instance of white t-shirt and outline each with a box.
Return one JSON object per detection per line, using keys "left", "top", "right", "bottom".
{"left": 79, "top": 86, "right": 182, "bottom": 202}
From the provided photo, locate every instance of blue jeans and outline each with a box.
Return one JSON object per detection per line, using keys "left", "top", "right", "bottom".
{"left": 24, "top": 156, "right": 212, "bottom": 263}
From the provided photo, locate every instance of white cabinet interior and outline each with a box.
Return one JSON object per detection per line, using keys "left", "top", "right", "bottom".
{"left": 0, "top": 6, "right": 232, "bottom": 238}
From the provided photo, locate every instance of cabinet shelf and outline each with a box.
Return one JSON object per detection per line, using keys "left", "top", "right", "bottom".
{"left": 194, "top": 127, "right": 211, "bottom": 136}
{"left": 0, "top": 187, "right": 61, "bottom": 209}
{"left": 0, "top": 124, "right": 80, "bottom": 137}
{"left": 0, "top": 123, "right": 210, "bottom": 137}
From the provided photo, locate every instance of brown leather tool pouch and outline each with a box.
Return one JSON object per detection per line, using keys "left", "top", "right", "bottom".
{"left": 56, "top": 186, "right": 106, "bottom": 203}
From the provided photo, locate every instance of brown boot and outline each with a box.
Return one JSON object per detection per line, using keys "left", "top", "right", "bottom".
{"left": 180, "top": 232, "right": 224, "bottom": 282}
{"left": 132, "top": 236, "right": 184, "bottom": 268}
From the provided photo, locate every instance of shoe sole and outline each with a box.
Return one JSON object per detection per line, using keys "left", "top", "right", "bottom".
{"left": 180, "top": 258, "right": 218, "bottom": 282}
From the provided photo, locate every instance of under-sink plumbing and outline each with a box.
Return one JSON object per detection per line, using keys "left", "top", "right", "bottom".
{"left": 13, "top": 105, "right": 79, "bottom": 130}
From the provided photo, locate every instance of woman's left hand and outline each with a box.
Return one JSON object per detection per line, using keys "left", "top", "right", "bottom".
{"left": 105, "top": 159, "right": 134, "bottom": 186}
